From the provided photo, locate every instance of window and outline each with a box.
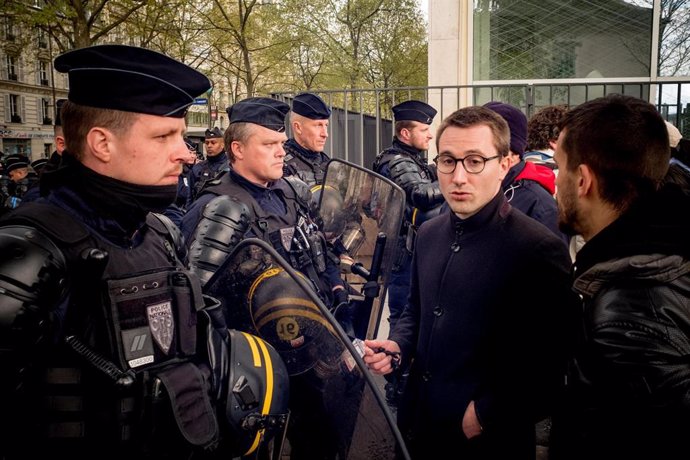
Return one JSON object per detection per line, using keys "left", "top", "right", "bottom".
{"left": 8, "top": 94, "right": 22, "bottom": 123}
{"left": 39, "top": 60, "right": 50, "bottom": 86}
{"left": 37, "top": 28, "right": 48, "bottom": 49}
{"left": 4, "top": 18, "right": 16, "bottom": 41}
{"left": 41, "top": 98, "right": 51, "bottom": 124}
{"left": 7, "top": 55, "right": 17, "bottom": 81}
{"left": 473, "top": 0, "right": 653, "bottom": 80}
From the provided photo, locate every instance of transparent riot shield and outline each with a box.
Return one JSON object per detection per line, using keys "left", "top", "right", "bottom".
{"left": 204, "top": 238, "right": 410, "bottom": 460}
{"left": 314, "top": 159, "right": 405, "bottom": 340}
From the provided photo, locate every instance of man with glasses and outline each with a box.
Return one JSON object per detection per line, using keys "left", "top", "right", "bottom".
{"left": 364, "top": 105, "right": 576, "bottom": 459}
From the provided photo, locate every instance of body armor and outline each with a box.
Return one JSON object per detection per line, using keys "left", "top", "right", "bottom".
{"left": 200, "top": 175, "right": 331, "bottom": 303}
{"left": 0, "top": 203, "right": 217, "bottom": 459}
{"left": 373, "top": 145, "right": 443, "bottom": 263}
{"left": 283, "top": 139, "right": 330, "bottom": 187}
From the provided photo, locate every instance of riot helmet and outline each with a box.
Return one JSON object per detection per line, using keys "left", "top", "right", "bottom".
{"left": 246, "top": 267, "right": 336, "bottom": 375}
{"left": 223, "top": 329, "right": 290, "bottom": 457}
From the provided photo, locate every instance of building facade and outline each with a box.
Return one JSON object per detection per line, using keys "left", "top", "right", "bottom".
{"left": 0, "top": 16, "right": 67, "bottom": 161}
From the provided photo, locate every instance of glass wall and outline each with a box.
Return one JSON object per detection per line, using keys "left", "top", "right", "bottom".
{"left": 473, "top": 0, "right": 654, "bottom": 81}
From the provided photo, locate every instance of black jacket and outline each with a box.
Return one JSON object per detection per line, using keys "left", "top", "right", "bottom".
{"left": 390, "top": 191, "right": 575, "bottom": 459}
{"left": 550, "top": 183, "right": 690, "bottom": 460}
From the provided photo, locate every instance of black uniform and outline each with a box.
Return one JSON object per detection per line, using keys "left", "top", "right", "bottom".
{"left": 283, "top": 138, "right": 330, "bottom": 187}
{"left": 0, "top": 156, "right": 216, "bottom": 459}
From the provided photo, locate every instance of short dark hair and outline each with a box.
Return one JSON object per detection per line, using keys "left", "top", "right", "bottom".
{"left": 394, "top": 120, "right": 418, "bottom": 137}
{"left": 527, "top": 104, "right": 568, "bottom": 151}
{"left": 224, "top": 122, "right": 254, "bottom": 163}
{"left": 435, "top": 106, "right": 510, "bottom": 158}
{"left": 559, "top": 94, "right": 670, "bottom": 212}
{"left": 61, "top": 101, "right": 137, "bottom": 160}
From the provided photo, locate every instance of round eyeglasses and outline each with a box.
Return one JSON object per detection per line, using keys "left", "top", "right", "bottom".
{"left": 433, "top": 154, "right": 500, "bottom": 174}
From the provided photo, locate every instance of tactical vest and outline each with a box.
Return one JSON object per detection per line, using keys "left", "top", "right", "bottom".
{"left": 202, "top": 177, "right": 331, "bottom": 301}
{"left": 283, "top": 142, "right": 329, "bottom": 187}
{"left": 374, "top": 146, "right": 436, "bottom": 269}
{"left": 2, "top": 203, "right": 217, "bottom": 459}
{"left": 191, "top": 154, "right": 229, "bottom": 200}
{"left": 373, "top": 146, "right": 435, "bottom": 182}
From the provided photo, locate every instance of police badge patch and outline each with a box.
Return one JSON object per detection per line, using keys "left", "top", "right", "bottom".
{"left": 280, "top": 227, "right": 295, "bottom": 252}
{"left": 147, "top": 301, "right": 174, "bottom": 355}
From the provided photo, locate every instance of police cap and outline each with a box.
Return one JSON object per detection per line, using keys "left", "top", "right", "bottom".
{"left": 205, "top": 127, "right": 223, "bottom": 139}
{"left": 5, "top": 154, "right": 30, "bottom": 174}
{"left": 30, "top": 158, "right": 49, "bottom": 173}
{"left": 54, "top": 45, "right": 211, "bottom": 118}
{"left": 292, "top": 93, "right": 331, "bottom": 120}
{"left": 227, "top": 97, "right": 289, "bottom": 133}
{"left": 392, "top": 100, "right": 436, "bottom": 124}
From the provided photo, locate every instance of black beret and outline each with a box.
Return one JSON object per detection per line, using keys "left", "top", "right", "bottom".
{"left": 54, "top": 45, "right": 211, "bottom": 118}
{"left": 54, "top": 98, "right": 66, "bottom": 127}
{"left": 30, "top": 158, "right": 49, "bottom": 172}
{"left": 392, "top": 100, "right": 437, "bottom": 124}
{"left": 5, "top": 154, "right": 30, "bottom": 173}
{"left": 226, "top": 97, "right": 289, "bottom": 132}
{"left": 292, "top": 92, "right": 331, "bottom": 120}
{"left": 184, "top": 137, "right": 198, "bottom": 151}
{"left": 205, "top": 127, "right": 223, "bottom": 139}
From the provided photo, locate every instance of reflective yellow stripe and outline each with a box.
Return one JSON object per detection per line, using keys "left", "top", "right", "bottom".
{"left": 248, "top": 268, "right": 282, "bottom": 300}
{"left": 243, "top": 335, "right": 275, "bottom": 457}
{"left": 256, "top": 338, "right": 274, "bottom": 416}
{"left": 240, "top": 331, "right": 261, "bottom": 367}
{"left": 412, "top": 207, "right": 419, "bottom": 226}
{"left": 252, "top": 296, "right": 320, "bottom": 318}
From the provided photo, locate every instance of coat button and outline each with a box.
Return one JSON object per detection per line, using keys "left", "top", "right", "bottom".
{"left": 433, "top": 306, "right": 443, "bottom": 317}
{"left": 422, "top": 372, "right": 431, "bottom": 382}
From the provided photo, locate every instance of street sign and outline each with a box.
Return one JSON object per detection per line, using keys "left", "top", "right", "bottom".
{"left": 193, "top": 98, "right": 208, "bottom": 105}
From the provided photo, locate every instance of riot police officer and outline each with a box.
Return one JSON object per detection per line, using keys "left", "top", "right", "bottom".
{"left": 372, "top": 100, "right": 443, "bottom": 406}
{"left": 283, "top": 92, "right": 332, "bottom": 187}
{"left": 181, "top": 97, "right": 347, "bottom": 309}
{"left": 186, "top": 126, "right": 229, "bottom": 207}
{"left": 181, "top": 97, "right": 351, "bottom": 459}
{"left": 0, "top": 45, "right": 289, "bottom": 460}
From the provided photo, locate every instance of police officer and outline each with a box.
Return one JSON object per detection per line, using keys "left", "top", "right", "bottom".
{"left": 181, "top": 97, "right": 348, "bottom": 309}
{"left": 186, "top": 126, "right": 228, "bottom": 206}
{"left": 0, "top": 45, "right": 289, "bottom": 460}
{"left": 373, "top": 100, "right": 442, "bottom": 328}
{"left": 372, "top": 100, "right": 443, "bottom": 406}
{"left": 2, "top": 154, "right": 36, "bottom": 210}
{"left": 181, "top": 96, "right": 349, "bottom": 459}
{"left": 283, "top": 92, "right": 332, "bottom": 187}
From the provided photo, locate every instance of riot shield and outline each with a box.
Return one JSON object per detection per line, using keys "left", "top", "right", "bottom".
{"left": 314, "top": 159, "right": 405, "bottom": 340}
{"left": 204, "top": 238, "right": 410, "bottom": 460}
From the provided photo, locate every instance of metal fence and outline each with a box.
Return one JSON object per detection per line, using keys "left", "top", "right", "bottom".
{"left": 272, "top": 80, "right": 690, "bottom": 168}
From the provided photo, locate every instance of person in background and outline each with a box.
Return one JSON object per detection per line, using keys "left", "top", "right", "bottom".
{"left": 524, "top": 104, "right": 568, "bottom": 170}
{"left": 364, "top": 105, "right": 575, "bottom": 459}
{"left": 484, "top": 101, "right": 563, "bottom": 239}
{"left": 164, "top": 137, "right": 199, "bottom": 226}
{"left": 372, "top": 100, "right": 444, "bottom": 407}
{"left": 186, "top": 126, "right": 228, "bottom": 206}
{"left": 549, "top": 94, "right": 690, "bottom": 460}
{"left": 283, "top": 92, "right": 333, "bottom": 187}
